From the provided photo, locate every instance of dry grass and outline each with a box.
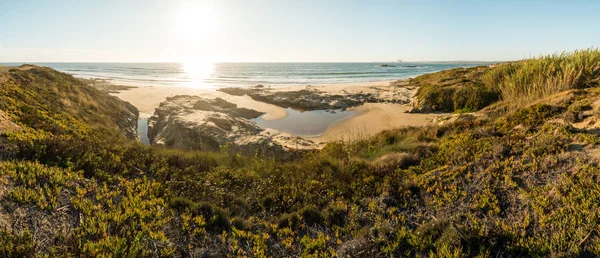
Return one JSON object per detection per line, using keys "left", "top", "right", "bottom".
{"left": 413, "top": 48, "right": 600, "bottom": 113}
{"left": 483, "top": 48, "right": 600, "bottom": 108}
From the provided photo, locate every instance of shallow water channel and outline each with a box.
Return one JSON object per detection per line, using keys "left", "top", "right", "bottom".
{"left": 137, "top": 118, "right": 150, "bottom": 144}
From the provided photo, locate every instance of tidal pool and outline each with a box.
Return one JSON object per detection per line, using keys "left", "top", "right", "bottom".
{"left": 252, "top": 108, "right": 355, "bottom": 136}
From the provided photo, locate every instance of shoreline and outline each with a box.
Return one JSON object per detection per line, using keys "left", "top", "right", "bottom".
{"left": 95, "top": 78, "right": 444, "bottom": 144}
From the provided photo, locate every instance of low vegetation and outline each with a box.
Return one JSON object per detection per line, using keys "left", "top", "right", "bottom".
{"left": 414, "top": 48, "right": 600, "bottom": 113}
{"left": 2, "top": 54, "right": 600, "bottom": 256}
{"left": 484, "top": 48, "right": 600, "bottom": 108}
{"left": 412, "top": 65, "right": 498, "bottom": 112}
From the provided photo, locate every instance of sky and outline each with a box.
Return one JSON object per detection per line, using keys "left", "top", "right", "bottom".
{"left": 0, "top": 0, "right": 599, "bottom": 62}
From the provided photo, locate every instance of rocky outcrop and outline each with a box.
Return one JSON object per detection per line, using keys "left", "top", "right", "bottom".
{"left": 218, "top": 81, "right": 416, "bottom": 112}
{"left": 148, "top": 96, "right": 318, "bottom": 159}
{"left": 114, "top": 100, "right": 139, "bottom": 140}
{"left": 218, "top": 88, "right": 372, "bottom": 111}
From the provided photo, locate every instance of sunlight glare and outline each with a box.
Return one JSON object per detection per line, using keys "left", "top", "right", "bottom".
{"left": 183, "top": 60, "right": 214, "bottom": 83}
{"left": 175, "top": 1, "right": 219, "bottom": 88}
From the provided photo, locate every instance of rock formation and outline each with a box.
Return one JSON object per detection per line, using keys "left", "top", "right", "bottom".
{"left": 148, "top": 96, "right": 320, "bottom": 159}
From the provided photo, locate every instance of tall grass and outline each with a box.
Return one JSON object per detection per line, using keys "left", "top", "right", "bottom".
{"left": 483, "top": 48, "right": 600, "bottom": 107}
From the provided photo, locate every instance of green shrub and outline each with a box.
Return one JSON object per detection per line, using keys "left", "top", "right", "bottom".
{"left": 0, "top": 161, "right": 79, "bottom": 210}
{"left": 231, "top": 216, "right": 250, "bottom": 231}
{"left": 413, "top": 65, "right": 497, "bottom": 112}
{"left": 325, "top": 202, "right": 348, "bottom": 227}
{"left": 169, "top": 197, "right": 198, "bottom": 211}
{"left": 0, "top": 230, "right": 37, "bottom": 258}
{"left": 418, "top": 86, "right": 456, "bottom": 111}
{"left": 193, "top": 202, "right": 230, "bottom": 231}
{"left": 495, "top": 104, "right": 562, "bottom": 131}
{"left": 452, "top": 85, "right": 498, "bottom": 113}
{"left": 226, "top": 198, "right": 250, "bottom": 217}
{"left": 278, "top": 212, "right": 301, "bottom": 229}
{"left": 300, "top": 205, "right": 324, "bottom": 226}
{"left": 260, "top": 196, "right": 275, "bottom": 211}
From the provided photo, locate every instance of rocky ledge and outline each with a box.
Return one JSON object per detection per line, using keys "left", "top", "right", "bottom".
{"left": 218, "top": 81, "right": 414, "bottom": 111}
{"left": 148, "top": 96, "right": 321, "bottom": 159}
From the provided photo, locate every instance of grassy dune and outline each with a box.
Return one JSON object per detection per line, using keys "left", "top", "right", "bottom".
{"left": 2, "top": 54, "right": 600, "bottom": 256}
{"left": 414, "top": 48, "right": 600, "bottom": 113}
{"left": 484, "top": 48, "right": 600, "bottom": 108}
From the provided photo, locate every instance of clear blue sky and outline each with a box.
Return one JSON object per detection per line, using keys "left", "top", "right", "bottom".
{"left": 0, "top": 0, "right": 598, "bottom": 62}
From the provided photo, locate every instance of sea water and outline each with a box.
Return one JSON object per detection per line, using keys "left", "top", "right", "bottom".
{"left": 1, "top": 62, "right": 492, "bottom": 88}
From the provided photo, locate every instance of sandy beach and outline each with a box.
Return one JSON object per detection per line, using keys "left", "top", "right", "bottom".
{"left": 308, "top": 103, "right": 444, "bottom": 142}
{"left": 111, "top": 80, "right": 402, "bottom": 116}
{"left": 107, "top": 80, "right": 442, "bottom": 143}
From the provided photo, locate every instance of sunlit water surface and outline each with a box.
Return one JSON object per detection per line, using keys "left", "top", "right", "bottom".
{"left": 2, "top": 62, "right": 492, "bottom": 88}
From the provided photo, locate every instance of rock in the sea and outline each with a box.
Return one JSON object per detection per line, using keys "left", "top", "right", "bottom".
{"left": 148, "top": 95, "right": 317, "bottom": 159}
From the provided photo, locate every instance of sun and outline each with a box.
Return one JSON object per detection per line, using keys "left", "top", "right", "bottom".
{"left": 175, "top": 1, "right": 219, "bottom": 87}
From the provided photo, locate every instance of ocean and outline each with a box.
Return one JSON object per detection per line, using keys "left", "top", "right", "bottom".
{"left": 1, "top": 62, "right": 492, "bottom": 88}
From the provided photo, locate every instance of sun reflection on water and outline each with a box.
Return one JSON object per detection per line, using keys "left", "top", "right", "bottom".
{"left": 182, "top": 61, "right": 215, "bottom": 88}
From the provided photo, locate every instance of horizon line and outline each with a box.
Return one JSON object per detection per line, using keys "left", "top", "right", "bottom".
{"left": 1, "top": 60, "right": 502, "bottom": 64}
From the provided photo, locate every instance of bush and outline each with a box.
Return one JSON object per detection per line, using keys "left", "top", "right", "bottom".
{"left": 412, "top": 65, "right": 497, "bottom": 112}
{"left": 226, "top": 198, "right": 250, "bottom": 217}
{"left": 231, "top": 216, "right": 250, "bottom": 231}
{"left": 325, "top": 202, "right": 348, "bottom": 227}
{"left": 169, "top": 197, "right": 197, "bottom": 211}
{"left": 496, "top": 104, "right": 563, "bottom": 131}
{"left": 278, "top": 212, "right": 301, "bottom": 229}
{"left": 452, "top": 85, "right": 498, "bottom": 113}
{"left": 260, "top": 196, "right": 275, "bottom": 211}
{"left": 300, "top": 205, "right": 324, "bottom": 226}
{"left": 193, "top": 202, "right": 230, "bottom": 231}
{"left": 417, "top": 86, "right": 456, "bottom": 111}
{"left": 0, "top": 230, "right": 37, "bottom": 258}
